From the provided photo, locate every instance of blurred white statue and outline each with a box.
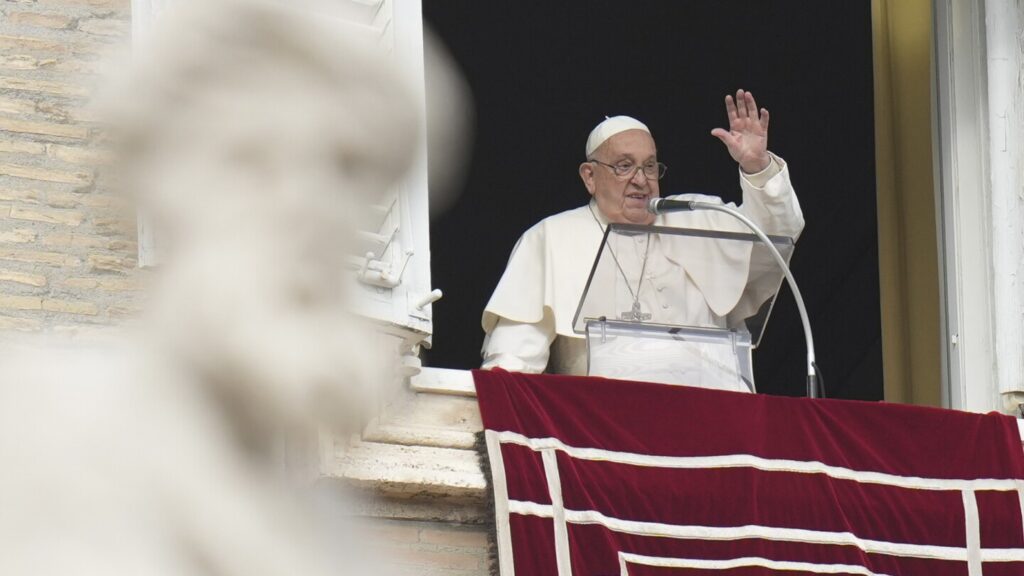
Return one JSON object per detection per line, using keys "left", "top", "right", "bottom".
{"left": 0, "top": 0, "right": 435, "bottom": 573}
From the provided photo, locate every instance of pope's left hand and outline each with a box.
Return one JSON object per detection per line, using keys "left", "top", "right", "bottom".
{"left": 711, "top": 89, "right": 771, "bottom": 174}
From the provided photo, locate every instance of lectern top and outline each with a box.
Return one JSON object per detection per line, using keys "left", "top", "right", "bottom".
{"left": 571, "top": 223, "right": 795, "bottom": 347}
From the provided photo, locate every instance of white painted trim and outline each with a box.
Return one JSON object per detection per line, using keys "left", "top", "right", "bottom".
{"left": 485, "top": 430, "right": 516, "bottom": 576}
{"left": 983, "top": 0, "right": 1024, "bottom": 402}
{"left": 933, "top": 0, "right": 999, "bottom": 412}
{"left": 390, "top": 0, "right": 436, "bottom": 336}
{"left": 618, "top": 552, "right": 896, "bottom": 576}
{"left": 492, "top": 430, "right": 1024, "bottom": 492}
{"left": 962, "top": 490, "right": 982, "bottom": 575}
{"left": 541, "top": 449, "right": 572, "bottom": 576}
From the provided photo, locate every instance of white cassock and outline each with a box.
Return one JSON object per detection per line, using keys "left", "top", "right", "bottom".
{"left": 480, "top": 152, "right": 804, "bottom": 376}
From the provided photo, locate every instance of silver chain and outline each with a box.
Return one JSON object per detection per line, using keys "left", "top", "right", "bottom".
{"left": 587, "top": 203, "right": 650, "bottom": 307}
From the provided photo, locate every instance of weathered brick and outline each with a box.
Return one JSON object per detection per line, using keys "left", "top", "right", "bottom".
{"left": 0, "top": 35, "right": 66, "bottom": 53}
{"left": 6, "top": 11, "right": 74, "bottom": 30}
{"left": 0, "top": 116, "right": 88, "bottom": 139}
{"left": 0, "top": 248, "right": 79, "bottom": 266}
{"left": 0, "top": 139, "right": 46, "bottom": 155}
{"left": 62, "top": 277, "right": 96, "bottom": 289}
{"left": 0, "top": 54, "right": 54, "bottom": 70}
{"left": 10, "top": 204, "right": 85, "bottom": 226}
{"left": 88, "top": 253, "right": 135, "bottom": 273}
{"left": 0, "top": 314, "right": 41, "bottom": 331}
{"left": 103, "top": 238, "right": 134, "bottom": 251}
{"left": 391, "top": 548, "right": 481, "bottom": 571}
{"left": 419, "top": 528, "right": 489, "bottom": 549}
{"left": 35, "top": 102, "right": 71, "bottom": 124}
{"left": 0, "top": 96, "right": 36, "bottom": 115}
{"left": 0, "top": 35, "right": 112, "bottom": 58}
{"left": 0, "top": 188, "right": 43, "bottom": 203}
{"left": 92, "top": 216, "right": 132, "bottom": 235}
{"left": 0, "top": 75, "right": 89, "bottom": 97}
{"left": 0, "top": 294, "right": 42, "bottom": 310}
{"left": 0, "top": 0, "right": 134, "bottom": 334}
{"left": 40, "top": 232, "right": 72, "bottom": 246}
{"left": 105, "top": 304, "right": 137, "bottom": 317}
{"left": 369, "top": 524, "right": 421, "bottom": 544}
{"left": 0, "top": 163, "right": 92, "bottom": 185}
{"left": 0, "top": 269, "right": 45, "bottom": 287}
{"left": 68, "top": 40, "right": 120, "bottom": 59}
{"left": 65, "top": 276, "right": 139, "bottom": 291}
{"left": 43, "top": 191, "right": 77, "bottom": 208}
{"left": 47, "top": 144, "right": 113, "bottom": 165}
{"left": 43, "top": 298, "right": 98, "bottom": 315}
{"left": 41, "top": 232, "right": 112, "bottom": 248}
{"left": 49, "top": 57, "right": 105, "bottom": 75}
{"left": 0, "top": 227, "right": 37, "bottom": 243}
{"left": 36, "top": 0, "right": 130, "bottom": 11}
{"left": 77, "top": 18, "right": 128, "bottom": 37}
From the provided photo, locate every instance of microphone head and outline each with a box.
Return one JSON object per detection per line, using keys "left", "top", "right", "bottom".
{"left": 647, "top": 197, "right": 661, "bottom": 214}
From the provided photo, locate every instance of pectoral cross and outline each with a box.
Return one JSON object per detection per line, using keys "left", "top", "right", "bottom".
{"left": 620, "top": 300, "right": 652, "bottom": 322}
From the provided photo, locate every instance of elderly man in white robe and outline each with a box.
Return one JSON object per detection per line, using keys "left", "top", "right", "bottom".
{"left": 481, "top": 89, "right": 804, "bottom": 378}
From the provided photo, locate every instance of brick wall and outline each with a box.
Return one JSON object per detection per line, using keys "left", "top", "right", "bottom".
{"left": 370, "top": 518, "right": 493, "bottom": 576}
{"left": 0, "top": 0, "right": 138, "bottom": 336}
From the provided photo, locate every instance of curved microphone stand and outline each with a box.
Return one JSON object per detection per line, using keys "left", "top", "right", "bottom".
{"left": 648, "top": 197, "right": 820, "bottom": 398}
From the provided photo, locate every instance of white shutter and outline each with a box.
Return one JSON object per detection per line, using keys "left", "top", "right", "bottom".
{"left": 337, "top": 0, "right": 438, "bottom": 341}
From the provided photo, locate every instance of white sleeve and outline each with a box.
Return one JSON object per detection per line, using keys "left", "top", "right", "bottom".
{"left": 481, "top": 316, "right": 555, "bottom": 374}
{"left": 728, "top": 153, "right": 806, "bottom": 322}
{"left": 737, "top": 152, "right": 805, "bottom": 240}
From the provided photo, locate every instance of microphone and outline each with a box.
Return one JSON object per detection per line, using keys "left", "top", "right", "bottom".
{"left": 647, "top": 197, "right": 694, "bottom": 214}
{"left": 648, "top": 195, "right": 821, "bottom": 398}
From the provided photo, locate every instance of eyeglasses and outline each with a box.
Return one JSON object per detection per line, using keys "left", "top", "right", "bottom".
{"left": 589, "top": 159, "right": 668, "bottom": 181}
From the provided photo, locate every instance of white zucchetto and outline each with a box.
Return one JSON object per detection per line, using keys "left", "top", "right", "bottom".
{"left": 585, "top": 115, "right": 650, "bottom": 157}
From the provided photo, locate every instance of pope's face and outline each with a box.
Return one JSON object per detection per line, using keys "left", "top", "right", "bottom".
{"left": 579, "top": 129, "right": 659, "bottom": 225}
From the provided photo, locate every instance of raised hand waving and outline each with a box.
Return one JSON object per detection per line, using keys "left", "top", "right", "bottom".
{"left": 711, "top": 89, "right": 771, "bottom": 174}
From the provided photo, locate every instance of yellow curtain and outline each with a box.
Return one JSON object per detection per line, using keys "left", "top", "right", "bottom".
{"left": 872, "top": 0, "right": 943, "bottom": 406}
